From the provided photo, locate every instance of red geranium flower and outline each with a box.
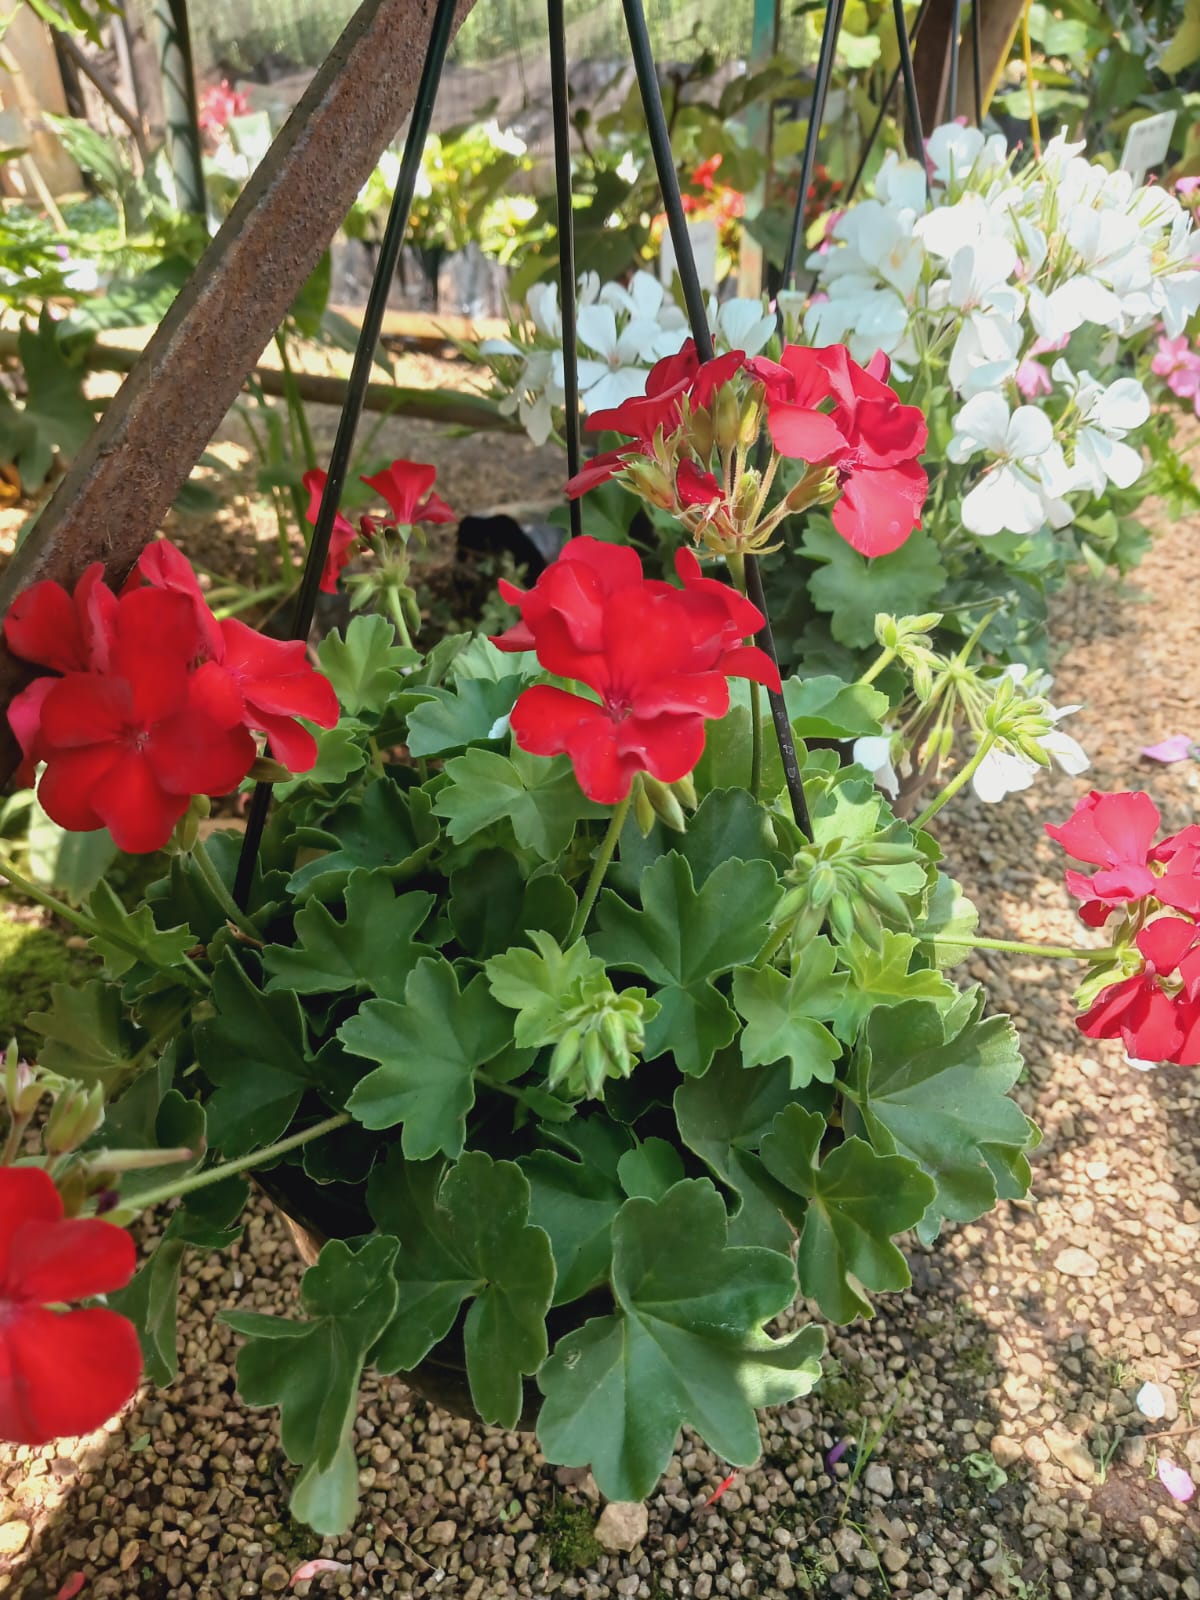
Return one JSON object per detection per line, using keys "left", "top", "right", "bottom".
{"left": 751, "top": 344, "right": 928, "bottom": 557}
{"left": 1046, "top": 790, "right": 1175, "bottom": 923}
{"left": 302, "top": 468, "right": 361, "bottom": 595}
{"left": 35, "top": 588, "right": 257, "bottom": 853}
{"left": 361, "top": 460, "right": 456, "bottom": 530}
{"left": 303, "top": 460, "right": 456, "bottom": 593}
{"left": 492, "top": 536, "right": 780, "bottom": 804}
{"left": 566, "top": 344, "right": 746, "bottom": 500}
{"left": 133, "top": 540, "right": 340, "bottom": 772}
{"left": 0, "top": 1166, "right": 141, "bottom": 1446}
{"left": 4, "top": 563, "right": 116, "bottom": 676}
{"left": 1077, "top": 917, "right": 1200, "bottom": 1065}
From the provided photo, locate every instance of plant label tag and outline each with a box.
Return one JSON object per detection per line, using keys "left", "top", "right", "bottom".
{"left": 1119, "top": 112, "right": 1176, "bottom": 185}
{"left": 660, "top": 218, "right": 719, "bottom": 295}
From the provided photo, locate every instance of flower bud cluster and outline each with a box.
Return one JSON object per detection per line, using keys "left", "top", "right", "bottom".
{"left": 547, "top": 975, "right": 655, "bottom": 1100}
{"left": 773, "top": 835, "right": 926, "bottom": 953}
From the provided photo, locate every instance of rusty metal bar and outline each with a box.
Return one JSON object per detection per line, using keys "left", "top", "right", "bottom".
{"left": 0, "top": 0, "right": 477, "bottom": 783}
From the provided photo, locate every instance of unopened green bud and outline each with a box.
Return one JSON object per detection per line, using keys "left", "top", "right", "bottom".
{"left": 599, "top": 1008, "right": 629, "bottom": 1065}
{"left": 548, "top": 1025, "right": 584, "bottom": 1090}
{"left": 738, "top": 397, "right": 763, "bottom": 449}
{"left": 671, "top": 772, "right": 698, "bottom": 811}
{"left": 633, "top": 781, "right": 657, "bottom": 839}
{"left": 4, "top": 1041, "right": 45, "bottom": 1117}
{"left": 857, "top": 873, "right": 913, "bottom": 927}
{"left": 248, "top": 756, "right": 291, "bottom": 783}
{"left": 174, "top": 794, "right": 211, "bottom": 853}
{"left": 850, "top": 894, "right": 885, "bottom": 951}
{"left": 56, "top": 1164, "right": 90, "bottom": 1219}
{"left": 827, "top": 892, "right": 856, "bottom": 947}
{"left": 641, "top": 776, "right": 687, "bottom": 833}
{"left": 687, "top": 403, "right": 715, "bottom": 460}
{"left": 581, "top": 1029, "right": 609, "bottom": 1098}
{"left": 715, "top": 384, "right": 741, "bottom": 450}
{"left": 808, "top": 863, "right": 838, "bottom": 911}
{"left": 44, "top": 1082, "right": 106, "bottom": 1156}
{"left": 625, "top": 459, "right": 676, "bottom": 511}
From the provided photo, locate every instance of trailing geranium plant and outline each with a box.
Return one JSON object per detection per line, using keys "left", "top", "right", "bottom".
{"left": 0, "top": 364, "right": 1154, "bottom": 1535}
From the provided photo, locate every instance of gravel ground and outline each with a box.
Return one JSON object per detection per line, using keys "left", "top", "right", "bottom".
{"left": 4, "top": 467, "right": 1200, "bottom": 1599}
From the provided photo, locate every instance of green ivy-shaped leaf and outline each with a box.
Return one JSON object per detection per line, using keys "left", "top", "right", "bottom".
{"left": 448, "top": 851, "right": 575, "bottom": 959}
{"left": 846, "top": 994, "right": 1034, "bottom": 1241}
{"left": 612, "top": 787, "right": 787, "bottom": 899}
{"left": 801, "top": 519, "right": 947, "bottom": 649}
{"left": 341, "top": 958, "right": 516, "bottom": 1157}
{"left": 520, "top": 1121, "right": 633, "bottom": 1306}
{"left": 760, "top": 1104, "right": 935, "bottom": 1322}
{"left": 367, "top": 1150, "right": 555, "bottom": 1428}
{"left": 537, "top": 1181, "right": 824, "bottom": 1501}
{"left": 781, "top": 675, "right": 888, "bottom": 739}
{"left": 593, "top": 853, "right": 778, "bottom": 1077}
{"left": 732, "top": 936, "right": 846, "bottom": 1086}
{"left": 85, "top": 880, "right": 196, "bottom": 980}
{"left": 194, "top": 954, "right": 333, "bottom": 1157}
{"left": 28, "top": 979, "right": 139, "bottom": 1086}
{"left": 263, "top": 870, "right": 434, "bottom": 1002}
{"left": 674, "top": 1050, "right": 804, "bottom": 1251}
{"left": 224, "top": 1236, "right": 399, "bottom": 1535}
{"left": 432, "top": 747, "right": 604, "bottom": 860}
{"left": 405, "top": 676, "right": 525, "bottom": 757}
{"left": 317, "top": 614, "right": 415, "bottom": 715}
{"left": 288, "top": 779, "right": 438, "bottom": 901}
{"left": 111, "top": 1176, "right": 247, "bottom": 1385}
{"left": 832, "top": 931, "right": 959, "bottom": 1039}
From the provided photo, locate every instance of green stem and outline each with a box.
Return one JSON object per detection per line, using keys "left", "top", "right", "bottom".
{"left": 274, "top": 332, "right": 318, "bottom": 472}
{"left": 727, "top": 552, "right": 762, "bottom": 800}
{"left": 858, "top": 647, "right": 896, "bottom": 687}
{"left": 131, "top": 1111, "right": 351, "bottom": 1212}
{"left": 190, "top": 839, "right": 262, "bottom": 941}
{"left": 929, "top": 935, "right": 1102, "bottom": 961}
{"left": 569, "top": 794, "right": 633, "bottom": 945}
{"left": 1, "top": 1112, "right": 30, "bottom": 1168}
{"left": 911, "top": 731, "right": 997, "bottom": 832}
{"left": 0, "top": 852, "right": 209, "bottom": 992}
{"left": 383, "top": 586, "right": 413, "bottom": 650}
{"left": 754, "top": 920, "right": 791, "bottom": 968}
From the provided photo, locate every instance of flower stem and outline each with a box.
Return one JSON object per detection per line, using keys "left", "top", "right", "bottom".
{"left": 927, "top": 935, "right": 1101, "bottom": 960}
{"left": 0, "top": 851, "right": 209, "bottom": 992}
{"left": 191, "top": 839, "right": 262, "bottom": 942}
{"left": 727, "top": 552, "right": 763, "bottom": 801}
{"left": 131, "top": 1111, "right": 351, "bottom": 1212}
{"left": 911, "top": 731, "right": 997, "bottom": 832}
{"left": 569, "top": 794, "right": 632, "bottom": 944}
{"left": 858, "top": 647, "right": 896, "bottom": 687}
{"left": 384, "top": 586, "right": 413, "bottom": 650}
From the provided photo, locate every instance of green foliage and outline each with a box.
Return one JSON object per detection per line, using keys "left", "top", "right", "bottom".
{"left": 801, "top": 521, "right": 949, "bottom": 650}
{"left": 847, "top": 994, "right": 1035, "bottom": 1242}
{"left": 0, "top": 314, "right": 95, "bottom": 490}
{"left": 760, "top": 1105, "right": 936, "bottom": 1322}
{"left": 263, "top": 871, "right": 434, "bottom": 1002}
{"left": 225, "top": 1237, "right": 399, "bottom": 1534}
{"left": 537, "top": 1181, "right": 824, "bottom": 1502}
{"left": 368, "top": 1150, "right": 554, "bottom": 1427}
{"left": 341, "top": 959, "right": 519, "bottom": 1156}
{"left": 0, "top": 912, "right": 89, "bottom": 1055}
{"left": 433, "top": 748, "right": 603, "bottom": 859}
{"left": 732, "top": 939, "right": 846, "bottom": 1086}
{"left": 594, "top": 854, "right": 778, "bottom": 1077}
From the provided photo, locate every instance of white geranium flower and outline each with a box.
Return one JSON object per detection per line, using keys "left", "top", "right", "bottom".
{"left": 805, "top": 280, "right": 911, "bottom": 363}
{"left": 947, "top": 393, "right": 1070, "bottom": 536}
{"left": 712, "top": 296, "right": 776, "bottom": 356}
{"left": 824, "top": 200, "right": 926, "bottom": 299}
{"left": 852, "top": 734, "right": 900, "bottom": 799}
{"left": 874, "top": 151, "right": 928, "bottom": 213}
{"left": 497, "top": 350, "right": 563, "bottom": 446}
{"left": 599, "top": 269, "right": 683, "bottom": 331}
{"left": 526, "top": 281, "right": 562, "bottom": 341}
{"left": 1053, "top": 363, "right": 1149, "bottom": 495}
{"left": 925, "top": 125, "right": 1009, "bottom": 193}
{"left": 938, "top": 239, "right": 1024, "bottom": 392}
{"left": 915, "top": 193, "right": 1010, "bottom": 260}
{"left": 574, "top": 291, "right": 684, "bottom": 415}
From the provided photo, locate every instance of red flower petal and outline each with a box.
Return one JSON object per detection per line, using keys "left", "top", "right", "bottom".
{"left": 7, "top": 677, "right": 56, "bottom": 762}
{"left": 218, "top": 620, "right": 339, "bottom": 729}
{"left": 35, "top": 747, "right": 114, "bottom": 834}
{"left": 0, "top": 1168, "right": 61, "bottom": 1282}
{"left": 1045, "top": 790, "right": 1161, "bottom": 870}
{"left": 832, "top": 461, "right": 927, "bottom": 557}
{"left": 146, "top": 715, "right": 256, "bottom": 799}
{"left": 254, "top": 709, "right": 318, "bottom": 773}
{"left": 1137, "top": 916, "right": 1200, "bottom": 974}
{"left": 90, "top": 751, "right": 193, "bottom": 853}
{"left": 4, "top": 580, "right": 84, "bottom": 673}
{"left": 766, "top": 404, "right": 846, "bottom": 463}
{"left": 8, "top": 1215, "right": 135, "bottom": 1304}
{"left": 0, "top": 1305, "right": 141, "bottom": 1445}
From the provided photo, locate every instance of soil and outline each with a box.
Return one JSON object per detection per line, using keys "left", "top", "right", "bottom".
{"left": 2, "top": 406, "right": 1200, "bottom": 1599}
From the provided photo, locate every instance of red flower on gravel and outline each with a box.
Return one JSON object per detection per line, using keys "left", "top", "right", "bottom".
{"left": 0, "top": 1166, "right": 141, "bottom": 1446}
{"left": 1043, "top": 790, "right": 1200, "bottom": 923}
{"left": 751, "top": 344, "right": 928, "bottom": 557}
{"left": 1077, "top": 917, "right": 1200, "bottom": 1065}
{"left": 492, "top": 536, "right": 779, "bottom": 804}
